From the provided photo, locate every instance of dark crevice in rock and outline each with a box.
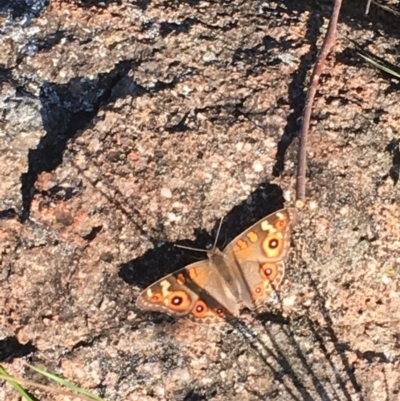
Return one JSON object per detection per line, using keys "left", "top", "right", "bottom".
{"left": 0, "top": 336, "right": 37, "bottom": 362}
{"left": 82, "top": 225, "right": 103, "bottom": 241}
{"left": 183, "top": 389, "right": 209, "bottom": 401}
{"left": 0, "top": 0, "right": 49, "bottom": 20}
{"left": 386, "top": 138, "right": 400, "bottom": 185}
{"left": 20, "top": 61, "right": 134, "bottom": 222}
{"left": 39, "top": 185, "right": 81, "bottom": 202}
{"left": 0, "top": 208, "right": 17, "bottom": 219}
{"left": 76, "top": 0, "right": 122, "bottom": 8}
{"left": 165, "top": 113, "right": 190, "bottom": 133}
{"left": 0, "top": 67, "right": 14, "bottom": 85}
{"left": 21, "top": 30, "right": 70, "bottom": 57}
{"left": 355, "top": 350, "right": 392, "bottom": 363}
{"left": 159, "top": 18, "right": 197, "bottom": 37}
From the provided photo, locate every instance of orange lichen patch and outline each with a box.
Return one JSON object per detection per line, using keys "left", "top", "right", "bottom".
{"left": 246, "top": 231, "right": 258, "bottom": 243}
{"left": 30, "top": 191, "right": 95, "bottom": 249}
{"left": 35, "top": 172, "right": 57, "bottom": 191}
{"left": 0, "top": 218, "right": 21, "bottom": 241}
{"left": 0, "top": 228, "right": 11, "bottom": 242}
{"left": 55, "top": 202, "right": 75, "bottom": 226}
{"left": 260, "top": 263, "right": 279, "bottom": 282}
{"left": 235, "top": 238, "right": 248, "bottom": 250}
{"left": 168, "top": 290, "right": 192, "bottom": 311}
{"left": 176, "top": 273, "right": 186, "bottom": 285}
{"left": 191, "top": 299, "right": 208, "bottom": 318}
{"left": 261, "top": 233, "right": 283, "bottom": 258}
{"left": 51, "top": 0, "right": 122, "bottom": 31}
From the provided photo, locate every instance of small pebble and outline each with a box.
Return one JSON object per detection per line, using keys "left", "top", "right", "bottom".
{"left": 252, "top": 161, "right": 264, "bottom": 172}
{"left": 160, "top": 187, "right": 172, "bottom": 198}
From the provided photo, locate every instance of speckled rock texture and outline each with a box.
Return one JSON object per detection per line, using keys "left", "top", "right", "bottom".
{"left": 0, "top": 0, "right": 399, "bottom": 400}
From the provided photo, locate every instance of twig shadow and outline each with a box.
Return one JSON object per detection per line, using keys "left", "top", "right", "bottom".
{"left": 226, "top": 265, "right": 366, "bottom": 401}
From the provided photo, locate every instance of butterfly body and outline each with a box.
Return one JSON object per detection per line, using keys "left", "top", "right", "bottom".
{"left": 136, "top": 208, "right": 297, "bottom": 323}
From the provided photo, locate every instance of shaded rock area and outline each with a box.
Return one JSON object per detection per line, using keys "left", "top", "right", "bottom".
{"left": 1, "top": 0, "right": 400, "bottom": 400}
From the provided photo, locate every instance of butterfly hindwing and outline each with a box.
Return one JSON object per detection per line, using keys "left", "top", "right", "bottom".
{"left": 136, "top": 260, "right": 237, "bottom": 323}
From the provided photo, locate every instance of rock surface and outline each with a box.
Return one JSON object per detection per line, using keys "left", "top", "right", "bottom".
{"left": 0, "top": 0, "right": 399, "bottom": 400}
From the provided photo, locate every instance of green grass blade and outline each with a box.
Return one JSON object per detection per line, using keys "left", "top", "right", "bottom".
{"left": 343, "top": 34, "right": 400, "bottom": 80}
{"left": 0, "top": 365, "right": 35, "bottom": 401}
{"left": 26, "top": 363, "right": 107, "bottom": 401}
{"left": 358, "top": 52, "right": 400, "bottom": 79}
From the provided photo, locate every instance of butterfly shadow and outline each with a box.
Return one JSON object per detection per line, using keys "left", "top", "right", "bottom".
{"left": 118, "top": 182, "right": 286, "bottom": 315}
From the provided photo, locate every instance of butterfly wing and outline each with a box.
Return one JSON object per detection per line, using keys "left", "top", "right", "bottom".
{"left": 223, "top": 208, "right": 297, "bottom": 309}
{"left": 136, "top": 260, "right": 239, "bottom": 323}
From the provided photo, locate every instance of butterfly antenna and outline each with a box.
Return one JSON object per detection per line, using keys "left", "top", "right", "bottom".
{"left": 212, "top": 217, "right": 224, "bottom": 250}
{"left": 175, "top": 217, "right": 224, "bottom": 253}
{"left": 175, "top": 244, "right": 208, "bottom": 253}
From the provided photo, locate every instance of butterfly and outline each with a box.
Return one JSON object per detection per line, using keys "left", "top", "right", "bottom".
{"left": 136, "top": 208, "right": 297, "bottom": 323}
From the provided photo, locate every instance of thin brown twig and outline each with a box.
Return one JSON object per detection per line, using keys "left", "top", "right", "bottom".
{"left": 295, "top": 0, "right": 343, "bottom": 208}
{"left": 365, "top": 0, "right": 372, "bottom": 14}
{"left": 371, "top": 0, "right": 400, "bottom": 16}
